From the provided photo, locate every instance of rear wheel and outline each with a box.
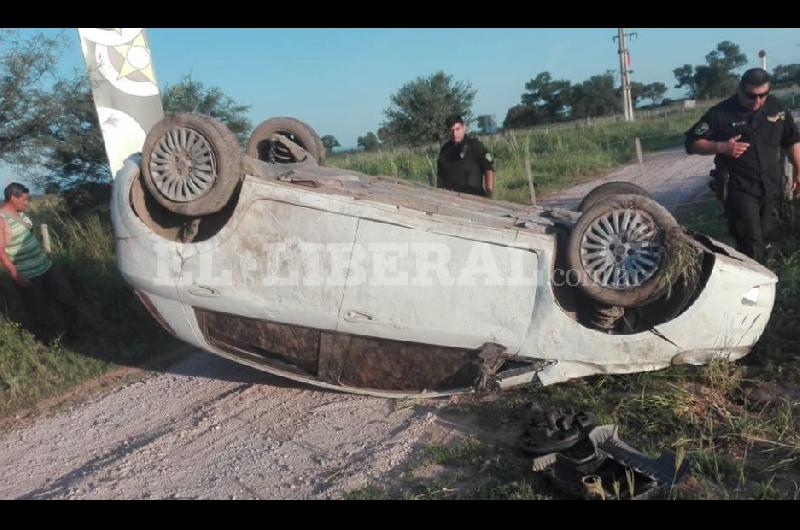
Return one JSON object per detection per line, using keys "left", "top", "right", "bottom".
{"left": 578, "top": 181, "right": 652, "bottom": 212}
{"left": 246, "top": 117, "right": 325, "bottom": 165}
{"left": 142, "top": 113, "right": 243, "bottom": 217}
{"left": 567, "top": 194, "right": 678, "bottom": 308}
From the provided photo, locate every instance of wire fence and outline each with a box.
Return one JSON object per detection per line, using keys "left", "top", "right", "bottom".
{"left": 482, "top": 99, "right": 721, "bottom": 139}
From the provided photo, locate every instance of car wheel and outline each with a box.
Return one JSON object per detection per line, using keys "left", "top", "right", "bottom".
{"left": 246, "top": 117, "right": 326, "bottom": 166}
{"left": 142, "top": 113, "right": 243, "bottom": 217}
{"left": 578, "top": 181, "right": 653, "bottom": 212}
{"left": 567, "top": 194, "right": 678, "bottom": 308}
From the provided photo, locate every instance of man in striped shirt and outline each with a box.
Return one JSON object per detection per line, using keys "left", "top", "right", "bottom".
{"left": 1, "top": 182, "right": 78, "bottom": 335}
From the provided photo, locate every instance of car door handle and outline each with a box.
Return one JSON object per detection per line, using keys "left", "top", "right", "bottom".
{"left": 344, "top": 310, "right": 375, "bottom": 323}
{"left": 188, "top": 285, "right": 221, "bottom": 297}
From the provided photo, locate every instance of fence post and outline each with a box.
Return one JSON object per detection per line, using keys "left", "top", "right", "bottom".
{"left": 40, "top": 224, "right": 52, "bottom": 254}
{"left": 635, "top": 137, "right": 644, "bottom": 178}
{"left": 524, "top": 155, "right": 537, "bottom": 206}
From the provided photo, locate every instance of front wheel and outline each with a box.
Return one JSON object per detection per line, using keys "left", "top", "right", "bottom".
{"left": 567, "top": 194, "right": 678, "bottom": 308}
{"left": 246, "top": 117, "right": 325, "bottom": 165}
{"left": 142, "top": 113, "right": 243, "bottom": 217}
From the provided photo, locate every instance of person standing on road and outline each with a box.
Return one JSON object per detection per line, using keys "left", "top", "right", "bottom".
{"left": 0, "top": 182, "right": 79, "bottom": 337}
{"left": 437, "top": 114, "right": 496, "bottom": 198}
{"left": 685, "top": 68, "right": 800, "bottom": 264}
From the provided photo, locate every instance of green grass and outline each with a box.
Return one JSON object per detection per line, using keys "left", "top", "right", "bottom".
{"left": 330, "top": 109, "right": 707, "bottom": 204}
{"left": 674, "top": 192, "right": 732, "bottom": 242}
{"left": 0, "top": 196, "right": 180, "bottom": 418}
{"left": 346, "top": 438, "right": 551, "bottom": 500}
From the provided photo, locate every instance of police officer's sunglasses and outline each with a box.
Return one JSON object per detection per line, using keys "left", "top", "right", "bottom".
{"left": 742, "top": 90, "right": 770, "bottom": 100}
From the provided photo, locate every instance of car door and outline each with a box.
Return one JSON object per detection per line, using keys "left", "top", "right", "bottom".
{"left": 336, "top": 218, "right": 538, "bottom": 353}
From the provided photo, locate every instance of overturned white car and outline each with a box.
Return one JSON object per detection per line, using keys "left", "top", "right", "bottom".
{"left": 81, "top": 29, "right": 776, "bottom": 398}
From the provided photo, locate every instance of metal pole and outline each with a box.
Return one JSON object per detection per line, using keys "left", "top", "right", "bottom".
{"left": 617, "top": 28, "right": 630, "bottom": 122}
{"left": 623, "top": 34, "right": 634, "bottom": 121}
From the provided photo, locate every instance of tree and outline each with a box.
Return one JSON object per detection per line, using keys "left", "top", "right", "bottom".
{"left": 625, "top": 81, "right": 647, "bottom": 107}
{"left": 39, "top": 73, "right": 254, "bottom": 188}
{"left": 569, "top": 74, "right": 620, "bottom": 119}
{"left": 641, "top": 82, "right": 668, "bottom": 106}
{"left": 673, "top": 64, "right": 696, "bottom": 96}
{"left": 772, "top": 64, "right": 800, "bottom": 88}
{"left": 502, "top": 104, "right": 549, "bottom": 129}
{"left": 381, "top": 71, "right": 476, "bottom": 146}
{"left": 377, "top": 125, "right": 399, "bottom": 149}
{"left": 162, "top": 75, "right": 252, "bottom": 146}
{"left": 0, "top": 30, "right": 65, "bottom": 169}
{"left": 674, "top": 41, "right": 747, "bottom": 99}
{"left": 520, "top": 71, "right": 572, "bottom": 121}
{"left": 625, "top": 81, "right": 668, "bottom": 108}
{"left": 357, "top": 131, "right": 379, "bottom": 152}
{"left": 321, "top": 135, "right": 340, "bottom": 154}
{"left": 40, "top": 76, "right": 113, "bottom": 188}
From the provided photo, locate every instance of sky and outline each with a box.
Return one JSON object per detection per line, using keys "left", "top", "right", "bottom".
{"left": 2, "top": 27, "right": 800, "bottom": 189}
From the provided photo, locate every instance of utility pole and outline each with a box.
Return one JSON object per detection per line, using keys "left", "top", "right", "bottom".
{"left": 613, "top": 28, "right": 637, "bottom": 122}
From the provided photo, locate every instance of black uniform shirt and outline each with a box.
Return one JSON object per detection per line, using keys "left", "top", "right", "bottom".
{"left": 437, "top": 137, "right": 494, "bottom": 196}
{"left": 685, "top": 95, "right": 800, "bottom": 197}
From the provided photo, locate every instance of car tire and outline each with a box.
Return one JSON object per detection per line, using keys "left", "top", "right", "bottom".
{"left": 142, "top": 113, "right": 243, "bottom": 217}
{"left": 246, "top": 117, "right": 326, "bottom": 166}
{"left": 578, "top": 181, "right": 653, "bottom": 212}
{"left": 567, "top": 194, "right": 678, "bottom": 308}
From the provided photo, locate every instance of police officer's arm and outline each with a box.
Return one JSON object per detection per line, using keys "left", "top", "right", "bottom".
{"left": 685, "top": 112, "right": 750, "bottom": 158}
{"left": 0, "top": 217, "right": 29, "bottom": 288}
{"left": 781, "top": 109, "right": 800, "bottom": 192}
{"left": 690, "top": 136, "right": 750, "bottom": 158}
{"left": 436, "top": 154, "right": 446, "bottom": 189}
{"left": 789, "top": 143, "right": 800, "bottom": 193}
{"left": 484, "top": 169, "right": 495, "bottom": 197}
{"left": 473, "top": 140, "right": 496, "bottom": 197}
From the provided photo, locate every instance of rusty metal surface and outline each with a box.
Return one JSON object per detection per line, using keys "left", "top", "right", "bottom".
{"left": 197, "top": 309, "right": 321, "bottom": 374}
{"left": 194, "top": 307, "right": 483, "bottom": 393}
{"left": 318, "top": 332, "right": 481, "bottom": 391}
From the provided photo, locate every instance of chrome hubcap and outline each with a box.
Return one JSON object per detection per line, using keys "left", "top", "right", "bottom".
{"left": 580, "top": 208, "right": 663, "bottom": 289}
{"left": 150, "top": 127, "right": 216, "bottom": 202}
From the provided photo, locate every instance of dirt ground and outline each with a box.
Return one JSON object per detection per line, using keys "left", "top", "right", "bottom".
{"left": 0, "top": 150, "right": 715, "bottom": 499}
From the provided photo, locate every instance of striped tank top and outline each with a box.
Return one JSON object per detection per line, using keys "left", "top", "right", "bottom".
{"left": 1, "top": 210, "right": 52, "bottom": 279}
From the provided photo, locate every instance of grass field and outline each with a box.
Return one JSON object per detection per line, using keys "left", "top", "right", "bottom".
{"left": 331, "top": 108, "right": 707, "bottom": 204}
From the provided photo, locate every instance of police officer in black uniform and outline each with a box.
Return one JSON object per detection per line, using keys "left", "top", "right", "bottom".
{"left": 437, "top": 114, "right": 495, "bottom": 198}
{"left": 685, "top": 68, "right": 800, "bottom": 264}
